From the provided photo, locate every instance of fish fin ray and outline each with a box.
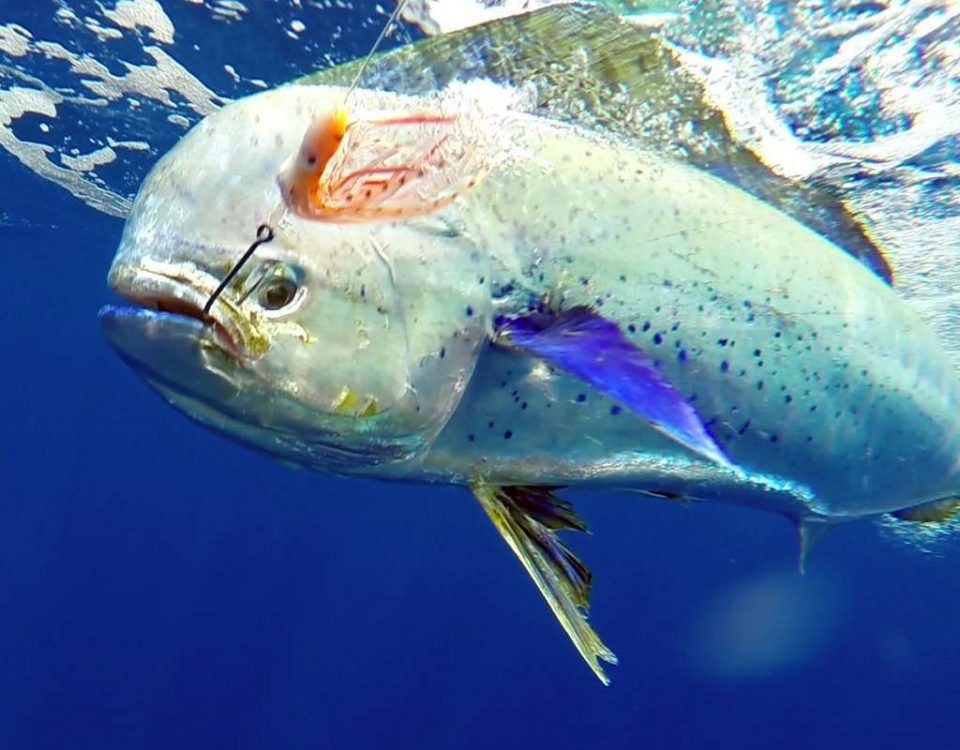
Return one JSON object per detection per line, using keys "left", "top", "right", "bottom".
{"left": 891, "top": 497, "right": 960, "bottom": 524}
{"left": 471, "top": 482, "right": 616, "bottom": 684}
{"left": 795, "top": 517, "right": 835, "bottom": 574}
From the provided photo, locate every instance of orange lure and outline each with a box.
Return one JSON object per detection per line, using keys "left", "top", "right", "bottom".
{"left": 278, "top": 104, "right": 486, "bottom": 223}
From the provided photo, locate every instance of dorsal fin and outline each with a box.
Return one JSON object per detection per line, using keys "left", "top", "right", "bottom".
{"left": 302, "top": 4, "right": 893, "bottom": 284}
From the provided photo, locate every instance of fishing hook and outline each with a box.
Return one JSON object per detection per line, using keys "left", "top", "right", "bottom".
{"left": 203, "top": 223, "right": 275, "bottom": 316}
{"left": 202, "top": 0, "right": 408, "bottom": 316}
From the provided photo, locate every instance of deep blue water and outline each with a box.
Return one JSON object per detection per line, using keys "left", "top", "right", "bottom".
{"left": 2, "top": 4, "right": 960, "bottom": 749}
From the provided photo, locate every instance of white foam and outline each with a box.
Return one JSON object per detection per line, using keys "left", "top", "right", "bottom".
{"left": 665, "top": 0, "right": 960, "bottom": 366}
{"left": 61, "top": 145, "right": 118, "bottom": 172}
{"left": 0, "top": 23, "right": 31, "bottom": 57}
{"left": 400, "top": 0, "right": 563, "bottom": 35}
{"left": 0, "top": 86, "right": 131, "bottom": 216}
{"left": 210, "top": 0, "right": 249, "bottom": 22}
{"left": 102, "top": 0, "right": 176, "bottom": 44}
{"left": 107, "top": 137, "right": 151, "bottom": 151}
{"left": 83, "top": 20, "right": 126, "bottom": 42}
{"left": 0, "top": 3, "right": 226, "bottom": 217}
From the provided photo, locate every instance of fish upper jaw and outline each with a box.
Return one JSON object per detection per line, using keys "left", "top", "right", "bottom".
{"left": 107, "top": 257, "right": 271, "bottom": 361}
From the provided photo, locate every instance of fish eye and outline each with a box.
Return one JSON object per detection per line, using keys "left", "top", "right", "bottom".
{"left": 259, "top": 277, "right": 299, "bottom": 310}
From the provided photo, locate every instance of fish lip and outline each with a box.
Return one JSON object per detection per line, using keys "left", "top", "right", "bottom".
{"left": 107, "top": 261, "right": 261, "bottom": 359}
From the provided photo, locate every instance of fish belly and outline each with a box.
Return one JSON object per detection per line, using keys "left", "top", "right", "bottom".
{"left": 431, "top": 117, "right": 960, "bottom": 520}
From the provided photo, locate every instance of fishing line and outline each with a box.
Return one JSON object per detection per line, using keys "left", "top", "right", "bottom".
{"left": 344, "top": 0, "right": 411, "bottom": 103}
{"left": 202, "top": 1, "right": 410, "bottom": 316}
{"left": 203, "top": 224, "right": 275, "bottom": 316}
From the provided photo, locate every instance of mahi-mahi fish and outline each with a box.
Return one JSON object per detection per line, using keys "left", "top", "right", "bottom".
{"left": 99, "top": 5, "right": 960, "bottom": 684}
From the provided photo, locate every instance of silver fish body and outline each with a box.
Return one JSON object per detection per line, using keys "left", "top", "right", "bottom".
{"left": 100, "top": 6, "right": 960, "bottom": 682}
{"left": 103, "top": 83, "right": 960, "bottom": 525}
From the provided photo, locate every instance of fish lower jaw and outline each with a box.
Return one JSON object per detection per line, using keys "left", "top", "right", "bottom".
{"left": 108, "top": 261, "right": 267, "bottom": 359}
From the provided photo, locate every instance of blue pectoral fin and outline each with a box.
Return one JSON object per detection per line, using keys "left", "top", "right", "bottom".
{"left": 495, "top": 306, "right": 732, "bottom": 468}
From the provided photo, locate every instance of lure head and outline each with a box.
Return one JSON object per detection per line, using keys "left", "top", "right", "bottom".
{"left": 101, "top": 86, "right": 491, "bottom": 476}
{"left": 277, "top": 105, "right": 350, "bottom": 217}
{"left": 279, "top": 88, "right": 502, "bottom": 224}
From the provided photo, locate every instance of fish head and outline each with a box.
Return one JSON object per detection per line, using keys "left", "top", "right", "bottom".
{"left": 101, "top": 85, "right": 491, "bottom": 475}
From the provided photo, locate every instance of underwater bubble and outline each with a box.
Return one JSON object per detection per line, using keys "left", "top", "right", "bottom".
{"left": 878, "top": 512, "right": 960, "bottom": 556}
{"left": 686, "top": 569, "right": 841, "bottom": 680}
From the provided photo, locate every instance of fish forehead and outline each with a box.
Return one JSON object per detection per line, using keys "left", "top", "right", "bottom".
{"left": 117, "top": 81, "right": 499, "bottom": 342}
{"left": 431, "top": 119, "right": 960, "bottom": 518}
{"left": 118, "top": 84, "right": 422, "bottom": 265}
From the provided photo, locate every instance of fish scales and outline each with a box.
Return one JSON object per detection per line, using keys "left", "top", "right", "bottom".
{"left": 418, "top": 114, "right": 960, "bottom": 519}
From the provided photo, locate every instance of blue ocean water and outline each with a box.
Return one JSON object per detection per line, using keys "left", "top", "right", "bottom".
{"left": 2, "top": 2, "right": 959, "bottom": 749}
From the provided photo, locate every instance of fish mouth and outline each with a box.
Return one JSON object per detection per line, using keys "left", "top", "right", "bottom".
{"left": 100, "top": 264, "right": 426, "bottom": 472}
{"left": 107, "top": 259, "right": 270, "bottom": 359}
